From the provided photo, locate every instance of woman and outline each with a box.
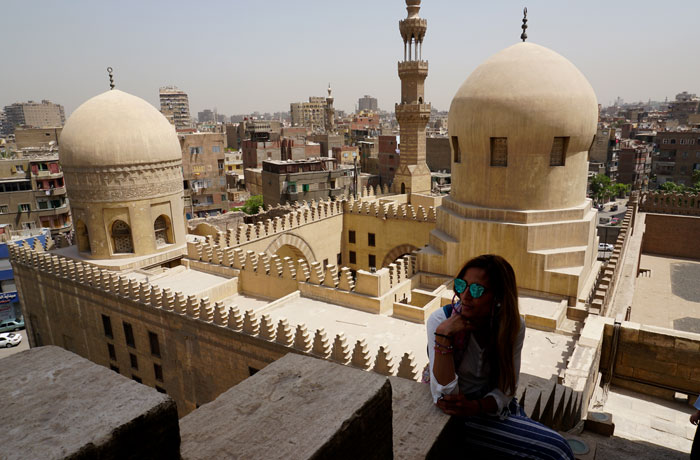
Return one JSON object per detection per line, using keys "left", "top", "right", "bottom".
{"left": 427, "top": 254, "right": 574, "bottom": 459}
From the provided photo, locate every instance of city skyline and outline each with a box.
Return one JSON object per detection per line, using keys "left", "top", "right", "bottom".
{"left": 2, "top": 0, "right": 699, "bottom": 117}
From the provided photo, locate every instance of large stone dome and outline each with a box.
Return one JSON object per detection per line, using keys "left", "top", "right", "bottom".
{"left": 448, "top": 42, "right": 598, "bottom": 210}
{"left": 60, "top": 89, "right": 181, "bottom": 168}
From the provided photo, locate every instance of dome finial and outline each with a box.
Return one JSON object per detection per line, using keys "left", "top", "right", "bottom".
{"left": 520, "top": 7, "right": 528, "bottom": 42}
{"left": 107, "top": 67, "right": 115, "bottom": 90}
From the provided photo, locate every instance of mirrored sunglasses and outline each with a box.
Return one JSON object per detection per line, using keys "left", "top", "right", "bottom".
{"left": 453, "top": 278, "right": 487, "bottom": 299}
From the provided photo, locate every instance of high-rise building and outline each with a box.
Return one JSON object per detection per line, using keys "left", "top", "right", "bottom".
{"left": 159, "top": 86, "right": 192, "bottom": 129}
{"left": 358, "top": 95, "right": 378, "bottom": 112}
{"left": 290, "top": 96, "right": 329, "bottom": 132}
{"left": 392, "top": 0, "right": 432, "bottom": 195}
{"left": 2, "top": 100, "right": 65, "bottom": 135}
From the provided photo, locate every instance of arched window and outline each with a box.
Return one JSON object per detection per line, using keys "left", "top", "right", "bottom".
{"left": 154, "top": 215, "right": 173, "bottom": 247}
{"left": 112, "top": 220, "right": 134, "bottom": 253}
{"left": 401, "top": 183, "right": 406, "bottom": 194}
{"left": 76, "top": 220, "right": 90, "bottom": 253}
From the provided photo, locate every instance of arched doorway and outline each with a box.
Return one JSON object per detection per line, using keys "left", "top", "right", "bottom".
{"left": 401, "top": 183, "right": 406, "bottom": 194}
{"left": 154, "top": 215, "right": 173, "bottom": 247}
{"left": 76, "top": 220, "right": 91, "bottom": 253}
{"left": 382, "top": 244, "right": 418, "bottom": 268}
{"left": 111, "top": 220, "right": 134, "bottom": 254}
{"left": 265, "top": 234, "right": 316, "bottom": 271}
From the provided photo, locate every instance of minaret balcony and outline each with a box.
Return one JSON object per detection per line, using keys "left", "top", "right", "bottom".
{"left": 395, "top": 103, "right": 432, "bottom": 123}
{"left": 399, "top": 18, "right": 427, "bottom": 34}
{"left": 398, "top": 60, "right": 429, "bottom": 78}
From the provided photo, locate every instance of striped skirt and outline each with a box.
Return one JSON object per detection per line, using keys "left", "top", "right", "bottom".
{"left": 459, "top": 398, "right": 574, "bottom": 460}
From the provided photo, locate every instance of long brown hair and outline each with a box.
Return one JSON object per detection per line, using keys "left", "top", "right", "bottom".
{"left": 456, "top": 254, "right": 521, "bottom": 395}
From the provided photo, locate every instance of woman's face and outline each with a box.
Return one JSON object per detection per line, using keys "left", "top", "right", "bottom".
{"left": 458, "top": 267, "right": 496, "bottom": 330}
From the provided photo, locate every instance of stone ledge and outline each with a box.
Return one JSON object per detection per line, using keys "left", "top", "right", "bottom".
{"left": 179, "top": 353, "right": 392, "bottom": 460}
{"left": 1, "top": 346, "right": 179, "bottom": 460}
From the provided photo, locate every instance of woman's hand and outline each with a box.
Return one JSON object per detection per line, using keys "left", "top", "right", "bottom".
{"left": 436, "top": 394, "right": 480, "bottom": 417}
{"left": 690, "top": 410, "right": 700, "bottom": 425}
{"left": 435, "top": 311, "right": 470, "bottom": 337}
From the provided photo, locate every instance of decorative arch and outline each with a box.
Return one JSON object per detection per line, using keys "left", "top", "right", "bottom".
{"left": 382, "top": 244, "right": 418, "bottom": 268}
{"left": 154, "top": 214, "right": 174, "bottom": 247}
{"left": 76, "top": 220, "right": 91, "bottom": 253}
{"left": 111, "top": 219, "right": 134, "bottom": 254}
{"left": 265, "top": 233, "right": 316, "bottom": 265}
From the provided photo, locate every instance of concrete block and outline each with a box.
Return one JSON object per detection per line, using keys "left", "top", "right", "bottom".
{"left": 180, "top": 353, "right": 392, "bottom": 460}
{"left": 578, "top": 316, "right": 606, "bottom": 348}
{"left": 389, "top": 376, "right": 450, "bottom": 459}
{"left": 584, "top": 412, "right": 615, "bottom": 437}
{"left": 1, "top": 346, "right": 179, "bottom": 460}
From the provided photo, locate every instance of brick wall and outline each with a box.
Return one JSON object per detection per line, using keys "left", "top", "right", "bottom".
{"left": 600, "top": 321, "right": 700, "bottom": 400}
{"left": 642, "top": 213, "right": 700, "bottom": 259}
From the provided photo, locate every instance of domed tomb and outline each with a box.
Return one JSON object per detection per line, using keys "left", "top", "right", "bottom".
{"left": 418, "top": 42, "right": 600, "bottom": 302}
{"left": 59, "top": 90, "right": 186, "bottom": 262}
{"left": 448, "top": 42, "right": 598, "bottom": 210}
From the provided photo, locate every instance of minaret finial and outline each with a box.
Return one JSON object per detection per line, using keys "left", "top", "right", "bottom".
{"left": 520, "top": 7, "right": 528, "bottom": 42}
{"left": 107, "top": 67, "right": 115, "bottom": 90}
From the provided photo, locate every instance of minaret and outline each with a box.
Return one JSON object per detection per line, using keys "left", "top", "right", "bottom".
{"left": 325, "top": 83, "right": 335, "bottom": 133}
{"left": 393, "top": 0, "right": 432, "bottom": 196}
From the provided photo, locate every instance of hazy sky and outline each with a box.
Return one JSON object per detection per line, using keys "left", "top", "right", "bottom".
{"left": 2, "top": 0, "right": 699, "bottom": 117}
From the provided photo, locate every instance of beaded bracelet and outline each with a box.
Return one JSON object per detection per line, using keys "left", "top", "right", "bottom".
{"left": 434, "top": 341, "right": 453, "bottom": 350}
{"left": 433, "top": 345, "right": 453, "bottom": 355}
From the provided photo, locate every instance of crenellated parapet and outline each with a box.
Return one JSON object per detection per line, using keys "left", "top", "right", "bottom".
{"left": 639, "top": 191, "right": 700, "bottom": 216}
{"left": 343, "top": 198, "right": 436, "bottom": 222}
{"left": 9, "top": 242, "right": 422, "bottom": 382}
{"left": 191, "top": 198, "right": 345, "bottom": 249}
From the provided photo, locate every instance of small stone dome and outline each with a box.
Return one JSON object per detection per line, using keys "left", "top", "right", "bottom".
{"left": 60, "top": 89, "right": 181, "bottom": 168}
{"left": 448, "top": 42, "right": 598, "bottom": 210}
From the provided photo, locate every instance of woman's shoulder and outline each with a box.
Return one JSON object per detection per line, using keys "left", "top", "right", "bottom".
{"left": 427, "top": 305, "right": 449, "bottom": 330}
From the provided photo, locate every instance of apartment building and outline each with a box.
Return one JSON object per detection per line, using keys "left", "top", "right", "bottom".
{"left": 261, "top": 158, "right": 353, "bottom": 207}
{"left": 290, "top": 97, "right": 328, "bottom": 132}
{"left": 2, "top": 100, "right": 65, "bottom": 135}
{"left": 159, "top": 86, "right": 192, "bottom": 130}
{"left": 180, "top": 132, "right": 228, "bottom": 217}
{"left": 617, "top": 139, "right": 652, "bottom": 190}
{"left": 14, "top": 127, "right": 62, "bottom": 149}
{"left": 358, "top": 95, "right": 378, "bottom": 112}
{"left": 653, "top": 130, "right": 700, "bottom": 185}
{"left": 0, "top": 154, "right": 71, "bottom": 235}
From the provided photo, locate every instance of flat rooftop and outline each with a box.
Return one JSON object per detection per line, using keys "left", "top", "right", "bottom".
{"left": 126, "top": 266, "right": 230, "bottom": 298}
{"left": 239, "top": 293, "right": 574, "bottom": 380}
{"left": 632, "top": 254, "right": 700, "bottom": 332}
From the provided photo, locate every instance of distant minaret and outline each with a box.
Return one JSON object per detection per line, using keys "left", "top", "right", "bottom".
{"left": 393, "top": 0, "right": 431, "bottom": 196}
{"left": 325, "top": 83, "right": 335, "bottom": 133}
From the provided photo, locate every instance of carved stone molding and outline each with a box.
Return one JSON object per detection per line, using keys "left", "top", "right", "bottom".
{"left": 64, "top": 161, "right": 184, "bottom": 203}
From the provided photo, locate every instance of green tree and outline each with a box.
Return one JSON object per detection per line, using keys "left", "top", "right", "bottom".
{"left": 241, "top": 195, "right": 263, "bottom": 215}
{"left": 692, "top": 169, "right": 700, "bottom": 190}
{"left": 590, "top": 174, "right": 611, "bottom": 203}
{"left": 612, "top": 183, "right": 631, "bottom": 198}
{"left": 659, "top": 181, "right": 684, "bottom": 193}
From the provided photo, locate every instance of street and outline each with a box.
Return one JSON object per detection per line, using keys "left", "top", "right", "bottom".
{"left": 0, "top": 329, "right": 29, "bottom": 359}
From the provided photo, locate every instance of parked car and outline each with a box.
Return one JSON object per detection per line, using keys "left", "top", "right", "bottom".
{"left": 610, "top": 204, "right": 618, "bottom": 212}
{"left": 598, "top": 243, "right": 614, "bottom": 252}
{"left": 610, "top": 217, "right": 620, "bottom": 225}
{"left": 0, "top": 319, "right": 25, "bottom": 333}
{"left": 0, "top": 332, "right": 22, "bottom": 348}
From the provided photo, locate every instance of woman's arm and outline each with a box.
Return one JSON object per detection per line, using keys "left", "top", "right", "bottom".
{"left": 427, "top": 310, "right": 459, "bottom": 403}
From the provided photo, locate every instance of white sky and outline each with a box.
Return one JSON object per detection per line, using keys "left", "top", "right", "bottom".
{"left": 2, "top": 0, "right": 698, "bottom": 116}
